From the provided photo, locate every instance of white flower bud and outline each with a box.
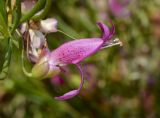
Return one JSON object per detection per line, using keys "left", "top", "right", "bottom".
{"left": 40, "top": 18, "right": 58, "bottom": 33}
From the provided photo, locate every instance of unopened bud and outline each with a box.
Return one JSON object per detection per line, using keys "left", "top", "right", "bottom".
{"left": 40, "top": 18, "right": 58, "bottom": 33}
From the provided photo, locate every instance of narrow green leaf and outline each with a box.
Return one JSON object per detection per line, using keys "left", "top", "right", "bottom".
{"left": 0, "top": 0, "right": 7, "bottom": 23}
{"left": 0, "top": 12, "right": 9, "bottom": 38}
{"left": 3, "top": 61, "right": 8, "bottom": 67}
{"left": 12, "top": 39, "right": 19, "bottom": 48}
{"left": 20, "top": 0, "right": 46, "bottom": 23}
{"left": 11, "top": 30, "right": 21, "bottom": 49}
{"left": 11, "top": 0, "right": 21, "bottom": 33}
{"left": 0, "top": 38, "right": 12, "bottom": 80}
{"left": 32, "top": 0, "right": 52, "bottom": 21}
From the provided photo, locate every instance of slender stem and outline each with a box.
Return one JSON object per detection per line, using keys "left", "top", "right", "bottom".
{"left": 32, "top": 0, "right": 52, "bottom": 21}
{"left": 0, "top": 38, "right": 12, "bottom": 79}
{"left": 0, "top": 12, "right": 9, "bottom": 38}
{"left": 20, "top": 0, "right": 46, "bottom": 23}
{"left": 11, "top": 0, "right": 21, "bottom": 34}
{"left": 21, "top": 35, "right": 32, "bottom": 77}
{"left": 15, "top": 29, "right": 32, "bottom": 77}
{"left": 5, "top": 0, "right": 9, "bottom": 6}
{"left": 21, "top": 49, "right": 32, "bottom": 77}
{"left": 57, "top": 29, "right": 76, "bottom": 40}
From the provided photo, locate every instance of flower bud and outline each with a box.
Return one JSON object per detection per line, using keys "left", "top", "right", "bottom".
{"left": 40, "top": 18, "right": 58, "bottom": 33}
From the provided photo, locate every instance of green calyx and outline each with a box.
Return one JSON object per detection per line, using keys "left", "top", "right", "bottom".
{"left": 31, "top": 57, "right": 61, "bottom": 79}
{"left": 31, "top": 60, "right": 49, "bottom": 79}
{"left": 44, "top": 66, "right": 61, "bottom": 78}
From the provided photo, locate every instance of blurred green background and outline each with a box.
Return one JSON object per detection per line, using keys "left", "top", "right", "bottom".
{"left": 0, "top": 0, "right": 160, "bottom": 118}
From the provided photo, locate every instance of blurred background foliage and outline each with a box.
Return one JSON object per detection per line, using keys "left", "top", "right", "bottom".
{"left": 0, "top": 0, "right": 160, "bottom": 118}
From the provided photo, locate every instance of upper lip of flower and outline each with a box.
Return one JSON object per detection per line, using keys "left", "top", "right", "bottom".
{"left": 49, "top": 22, "right": 115, "bottom": 64}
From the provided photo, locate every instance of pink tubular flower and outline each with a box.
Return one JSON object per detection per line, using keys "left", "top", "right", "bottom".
{"left": 32, "top": 22, "right": 120, "bottom": 100}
